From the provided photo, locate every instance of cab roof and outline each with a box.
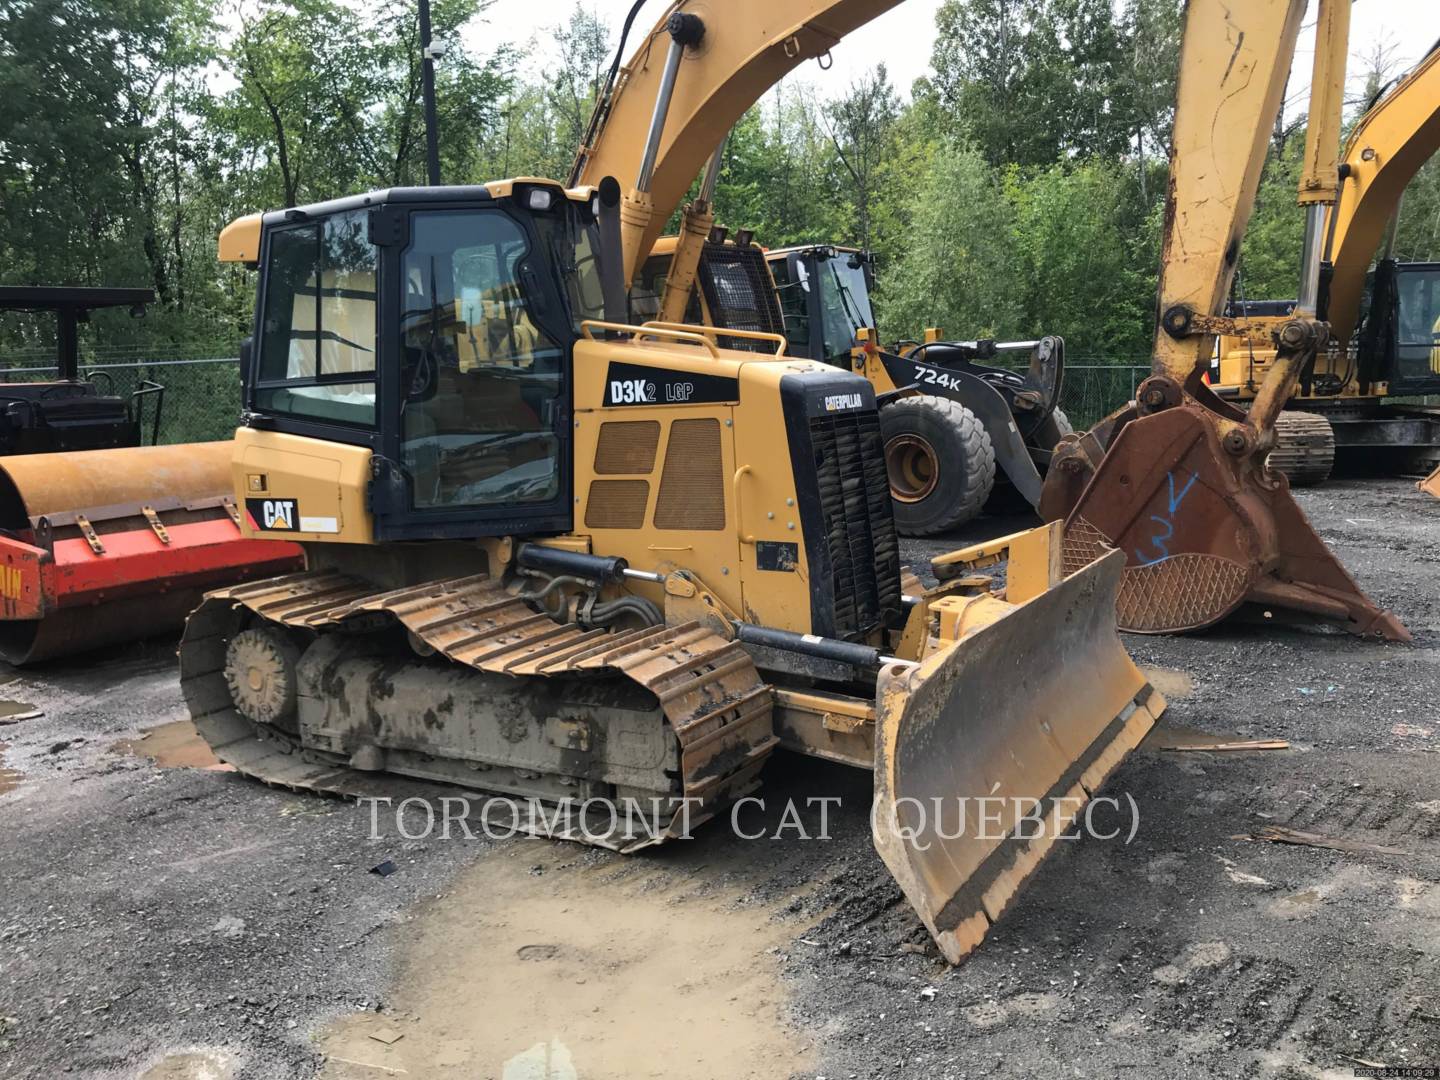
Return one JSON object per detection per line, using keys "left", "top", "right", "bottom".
{"left": 219, "top": 178, "right": 596, "bottom": 264}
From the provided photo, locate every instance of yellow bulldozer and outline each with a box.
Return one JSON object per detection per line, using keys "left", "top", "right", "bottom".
{"left": 177, "top": 1, "right": 1188, "bottom": 964}
{"left": 186, "top": 177, "right": 1159, "bottom": 965}
{"left": 179, "top": 0, "right": 1405, "bottom": 962}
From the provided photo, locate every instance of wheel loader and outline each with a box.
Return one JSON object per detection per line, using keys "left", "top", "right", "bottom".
{"left": 185, "top": 174, "right": 1163, "bottom": 964}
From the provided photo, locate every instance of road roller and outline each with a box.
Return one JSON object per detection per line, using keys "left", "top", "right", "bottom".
{"left": 0, "top": 288, "right": 302, "bottom": 664}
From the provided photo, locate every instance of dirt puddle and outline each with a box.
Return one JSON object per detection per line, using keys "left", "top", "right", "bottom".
{"left": 318, "top": 844, "right": 812, "bottom": 1080}
{"left": 112, "top": 719, "right": 227, "bottom": 770}
{"left": 0, "top": 697, "right": 41, "bottom": 724}
{"left": 0, "top": 743, "right": 22, "bottom": 795}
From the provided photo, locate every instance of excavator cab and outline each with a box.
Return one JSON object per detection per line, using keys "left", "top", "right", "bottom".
{"left": 1357, "top": 260, "right": 1440, "bottom": 393}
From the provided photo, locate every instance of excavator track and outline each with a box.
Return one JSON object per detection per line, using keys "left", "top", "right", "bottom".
{"left": 1266, "top": 411, "right": 1335, "bottom": 487}
{"left": 180, "top": 570, "right": 778, "bottom": 852}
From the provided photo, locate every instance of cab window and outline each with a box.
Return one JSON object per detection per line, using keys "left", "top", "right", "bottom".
{"left": 1396, "top": 266, "right": 1440, "bottom": 380}
{"left": 631, "top": 252, "right": 702, "bottom": 324}
{"left": 817, "top": 257, "right": 872, "bottom": 368}
{"left": 255, "top": 210, "right": 377, "bottom": 426}
{"left": 769, "top": 256, "right": 811, "bottom": 350}
{"left": 400, "top": 209, "right": 563, "bottom": 510}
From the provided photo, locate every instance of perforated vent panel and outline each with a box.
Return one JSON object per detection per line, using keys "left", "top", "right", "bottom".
{"left": 654, "top": 418, "right": 725, "bottom": 530}
{"left": 585, "top": 480, "right": 650, "bottom": 529}
{"left": 594, "top": 420, "right": 660, "bottom": 474}
{"left": 808, "top": 408, "right": 903, "bottom": 639}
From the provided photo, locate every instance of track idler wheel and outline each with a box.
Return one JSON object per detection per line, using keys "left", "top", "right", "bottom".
{"left": 224, "top": 626, "right": 302, "bottom": 734}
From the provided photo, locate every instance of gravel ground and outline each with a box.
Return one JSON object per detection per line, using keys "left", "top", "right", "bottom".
{"left": 0, "top": 477, "right": 1437, "bottom": 1079}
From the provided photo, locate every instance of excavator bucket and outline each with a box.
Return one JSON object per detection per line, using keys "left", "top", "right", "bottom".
{"left": 1419, "top": 465, "right": 1440, "bottom": 499}
{"left": 0, "top": 442, "right": 303, "bottom": 663}
{"left": 1056, "top": 403, "right": 1408, "bottom": 640}
{"left": 872, "top": 548, "right": 1163, "bottom": 964}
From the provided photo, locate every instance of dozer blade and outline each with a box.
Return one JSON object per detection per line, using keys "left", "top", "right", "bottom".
{"left": 1420, "top": 465, "right": 1440, "bottom": 500}
{"left": 872, "top": 548, "right": 1163, "bottom": 964}
{"left": 1059, "top": 404, "right": 1408, "bottom": 640}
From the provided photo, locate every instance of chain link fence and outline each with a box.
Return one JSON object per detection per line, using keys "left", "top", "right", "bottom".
{"left": 1056, "top": 363, "right": 1150, "bottom": 429}
{"left": 0, "top": 351, "right": 1154, "bottom": 445}
{"left": 0, "top": 345, "right": 242, "bottom": 445}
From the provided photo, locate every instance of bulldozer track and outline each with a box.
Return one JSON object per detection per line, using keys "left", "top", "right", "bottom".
{"left": 179, "top": 570, "right": 778, "bottom": 852}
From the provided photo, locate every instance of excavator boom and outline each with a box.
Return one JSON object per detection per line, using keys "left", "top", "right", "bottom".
{"left": 572, "top": 0, "right": 906, "bottom": 283}
{"left": 1326, "top": 45, "right": 1440, "bottom": 350}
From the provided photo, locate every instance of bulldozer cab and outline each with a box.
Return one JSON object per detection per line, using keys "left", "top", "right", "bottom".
{"left": 241, "top": 183, "right": 610, "bottom": 541}
{"left": 767, "top": 245, "right": 878, "bottom": 369}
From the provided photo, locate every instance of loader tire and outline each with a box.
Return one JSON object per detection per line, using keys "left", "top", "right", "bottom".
{"left": 1266, "top": 411, "right": 1334, "bottom": 487}
{"left": 881, "top": 395, "right": 995, "bottom": 536}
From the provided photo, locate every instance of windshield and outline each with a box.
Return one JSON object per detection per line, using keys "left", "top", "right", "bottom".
{"left": 1395, "top": 266, "right": 1440, "bottom": 382}
{"left": 398, "top": 208, "right": 563, "bottom": 511}
{"left": 531, "top": 205, "right": 607, "bottom": 330}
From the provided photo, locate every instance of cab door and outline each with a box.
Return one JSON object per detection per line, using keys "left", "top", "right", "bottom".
{"left": 370, "top": 204, "right": 574, "bottom": 541}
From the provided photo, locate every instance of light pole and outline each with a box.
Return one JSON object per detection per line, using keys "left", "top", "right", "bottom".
{"left": 419, "top": 0, "right": 442, "bottom": 185}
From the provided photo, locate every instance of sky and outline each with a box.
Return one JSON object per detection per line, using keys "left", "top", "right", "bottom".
{"left": 468, "top": 0, "right": 1440, "bottom": 109}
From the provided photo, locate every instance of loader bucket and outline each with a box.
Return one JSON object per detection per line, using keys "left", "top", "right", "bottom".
{"left": 1060, "top": 404, "right": 1407, "bottom": 640}
{"left": 872, "top": 548, "right": 1163, "bottom": 964}
{"left": 0, "top": 441, "right": 303, "bottom": 664}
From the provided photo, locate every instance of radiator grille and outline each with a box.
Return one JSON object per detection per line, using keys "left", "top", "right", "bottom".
{"left": 594, "top": 420, "right": 660, "bottom": 474}
{"left": 697, "top": 243, "right": 786, "bottom": 353}
{"left": 654, "top": 418, "right": 725, "bottom": 530}
{"left": 585, "top": 480, "right": 649, "bottom": 529}
{"left": 809, "top": 409, "right": 903, "bottom": 639}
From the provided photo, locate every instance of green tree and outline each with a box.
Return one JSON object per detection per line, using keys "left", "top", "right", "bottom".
{"left": 878, "top": 141, "right": 1023, "bottom": 340}
{"left": 1007, "top": 160, "right": 1155, "bottom": 357}
{"left": 823, "top": 65, "right": 900, "bottom": 252}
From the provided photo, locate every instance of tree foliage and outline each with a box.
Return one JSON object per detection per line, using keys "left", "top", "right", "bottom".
{"left": 0, "top": 0, "right": 1431, "bottom": 368}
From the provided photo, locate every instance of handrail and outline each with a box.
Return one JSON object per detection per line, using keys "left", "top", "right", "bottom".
{"left": 732, "top": 465, "right": 755, "bottom": 544}
{"left": 578, "top": 319, "right": 721, "bottom": 358}
{"left": 642, "top": 321, "right": 788, "bottom": 356}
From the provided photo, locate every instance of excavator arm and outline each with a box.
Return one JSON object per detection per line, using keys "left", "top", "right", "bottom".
{"left": 1325, "top": 45, "right": 1440, "bottom": 349}
{"left": 1042, "top": 0, "right": 1407, "bottom": 640}
{"left": 571, "top": 1, "right": 907, "bottom": 285}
